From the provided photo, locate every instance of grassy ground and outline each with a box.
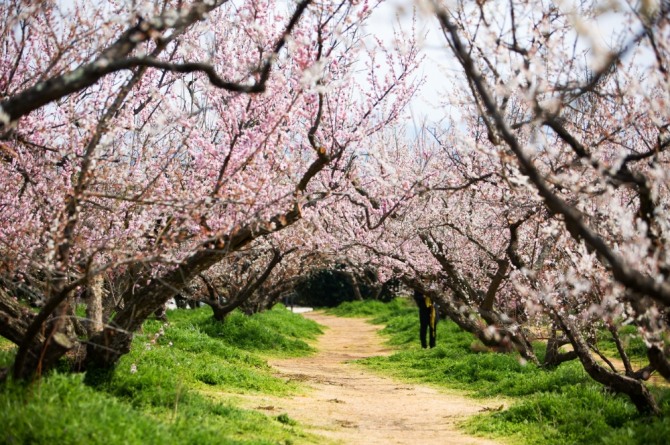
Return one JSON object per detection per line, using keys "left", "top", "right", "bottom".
{"left": 0, "top": 305, "right": 323, "bottom": 445}
{"left": 327, "top": 299, "right": 670, "bottom": 445}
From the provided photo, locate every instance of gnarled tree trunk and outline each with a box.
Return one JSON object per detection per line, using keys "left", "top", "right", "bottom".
{"left": 555, "top": 312, "right": 660, "bottom": 415}
{"left": 85, "top": 274, "right": 105, "bottom": 336}
{"left": 84, "top": 210, "right": 302, "bottom": 369}
{"left": 543, "top": 325, "right": 577, "bottom": 368}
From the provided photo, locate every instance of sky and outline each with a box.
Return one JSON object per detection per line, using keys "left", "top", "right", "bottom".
{"left": 363, "top": 0, "right": 655, "bottom": 131}
{"left": 364, "top": 0, "right": 453, "bottom": 128}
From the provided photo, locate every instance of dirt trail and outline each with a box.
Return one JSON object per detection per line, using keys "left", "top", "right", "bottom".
{"left": 239, "top": 311, "right": 505, "bottom": 445}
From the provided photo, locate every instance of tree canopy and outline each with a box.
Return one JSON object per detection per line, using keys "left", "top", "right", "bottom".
{"left": 1, "top": 0, "right": 669, "bottom": 415}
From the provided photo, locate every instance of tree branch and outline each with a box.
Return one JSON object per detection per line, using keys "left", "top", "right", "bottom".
{"left": 436, "top": 7, "right": 670, "bottom": 309}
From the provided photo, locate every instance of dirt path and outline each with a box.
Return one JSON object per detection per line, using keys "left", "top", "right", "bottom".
{"left": 239, "top": 312, "right": 505, "bottom": 445}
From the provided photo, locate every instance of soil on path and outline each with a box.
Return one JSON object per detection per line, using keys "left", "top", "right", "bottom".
{"left": 239, "top": 311, "right": 505, "bottom": 445}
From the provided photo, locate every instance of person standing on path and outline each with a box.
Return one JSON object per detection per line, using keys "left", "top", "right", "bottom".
{"left": 413, "top": 289, "right": 438, "bottom": 348}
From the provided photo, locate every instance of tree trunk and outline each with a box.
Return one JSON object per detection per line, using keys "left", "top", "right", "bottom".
{"left": 211, "top": 304, "right": 228, "bottom": 321}
{"left": 84, "top": 248, "right": 227, "bottom": 369}
{"left": 1, "top": 288, "right": 79, "bottom": 380}
{"left": 342, "top": 270, "right": 363, "bottom": 301}
{"left": 647, "top": 345, "right": 670, "bottom": 381}
{"left": 0, "top": 286, "right": 36, "bottom": 345}
{"left": 15, "top": 301, "right": 77, "bottom": 379}
{"left": 86, "top": 274, "right": 104, "bottom": 336}
{"left": 543, "top": 326, "right": 577, "bottom": 368}
{"left": 478, "top": 307, "right": 539, "bottom": 365}
{"left": 557, "top": 313, "right": 660, "bottom": 415}
{"left": 0, "top": 286, "right": 79, "bottom": 379}
{"left": 84, "top": 222, "right": 297, "bottom": 369}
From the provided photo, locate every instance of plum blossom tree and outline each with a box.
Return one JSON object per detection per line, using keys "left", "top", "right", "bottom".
{"left": 301, "top": 1, "right": 670, "bottom": 403}
{"left": 4, "top": 0, "right": 666, "bottom": 418}
{"left": 419, "top": 0, "right": 670, "bottom": 413}
{"left": 0, "top": 0, "right": 420, "bottom": 378}
{"left": 311, "top": 125, "right": 542, "bottom": 360}
{"left": 191, "top": 236, "right": 299, "bottom": 320}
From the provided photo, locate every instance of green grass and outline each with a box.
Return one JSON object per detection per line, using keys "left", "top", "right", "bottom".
{"left": 0, "top": 337, "right": 16, "bottom": 369}
{"left": 326, "top": 297, "right": 412, "bottom": 319}
{"left": 1, "top": 304, "right": 324, "bottom": 445}
{"left": 332, "top": 298, "right": 670, "bottom": 445}
{"left": 196, "top": 306, "right": 322, "bottom": 356}
{"left": 1, "top": 373, "right": 310, "bottom": 445}
{"left": 595, "top": 324, "right": 649, "bottom": 362}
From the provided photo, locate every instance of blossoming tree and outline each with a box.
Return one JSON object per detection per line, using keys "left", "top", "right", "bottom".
{"left": 0, "top": 0, "right": 419, "bottom": 378}
{"left": 420, "top": 0, "right": 670, "bottom": 413}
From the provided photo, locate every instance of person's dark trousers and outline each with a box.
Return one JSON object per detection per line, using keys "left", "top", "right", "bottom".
{"left": 418, "top": 306, "right": 431, "bottom": 348}
{"left": 414, "top": 292, "right": 437, "bottom": 348}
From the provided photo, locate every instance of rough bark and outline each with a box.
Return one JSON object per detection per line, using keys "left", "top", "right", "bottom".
{"left": 543, "top": 326, "right": 577, "bottom": 368}
{"left": 0, "top": 287, "right": 77, "bottom": 379}
{"left": 12, "top": 282, "right": 80, "bottom": 379}
{"left": 85, "top": 275, "right": 105, "bottom": 336}
{"left": 342, "top": 270, "right": 364, "bottom": 301}
{"left": 647, "top": 345, "right": 670, "bottom": 381}
{"left": 0, "top": 286, "right": 35, "bottom": 345}
{"left": 84, "top": 240, "right": 245, "bottom": 368}
{"left": 556, "top": 313, "right": 660, "bottom": 415}
{"left": 481, "top": 259, "right": 509, "bottom": 312}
